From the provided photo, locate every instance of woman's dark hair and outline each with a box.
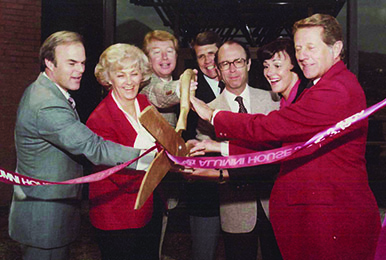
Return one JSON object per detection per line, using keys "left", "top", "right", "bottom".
{"left": 257, "top": 38, "right": 302, "bottom": 76}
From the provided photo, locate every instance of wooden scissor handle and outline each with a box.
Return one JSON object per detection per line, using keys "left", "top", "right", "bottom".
{"left": 176, "top": 69, "right": 196, "bottom": 133}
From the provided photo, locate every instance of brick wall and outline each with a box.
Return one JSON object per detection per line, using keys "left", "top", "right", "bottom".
{"left": 0, "top": 0, "right": 41, "bottom": 205}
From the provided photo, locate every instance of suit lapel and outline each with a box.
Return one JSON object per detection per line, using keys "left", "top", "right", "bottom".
{"left": 249, "top": 88, "right": 263, "bottom": 114}
{"left": 196, "top": 72, "right": 217, "bottom": 103}
{"left": 38, "top": 73, "right": 80, "bottom": 120}
{"left": 249, "top": 88, "right": 268, "bottom": 114}
{"left": 208, "top": 92, "right": 232, "bottom": 112}
{"left": 105, "top": 91, "right": 137, "bottom": 145}
{"left": 218, "top": 93, "right": 231, "bottom": 110}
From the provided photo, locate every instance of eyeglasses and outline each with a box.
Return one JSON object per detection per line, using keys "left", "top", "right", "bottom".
{"left": 218, "top": 58, "right": 247, "bottom": 71}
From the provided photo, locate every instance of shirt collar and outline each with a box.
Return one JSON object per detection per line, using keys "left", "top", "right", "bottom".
{"left": 223, "top": 85, "right": 251, "bottom": 113}
{"left": 280, "top": 79, "right": 300, "bottom": 108}
{"left": 111, "top": 90, "right": 140, "bottom": 118}
{"left": 223, "top": 85, "right": 249, "bottom": 99}
{"left": 42, "top": 72, "right": 70, "bottom": 99}
{"left": 203, "top": 74, "right": 221, "bottom": 97}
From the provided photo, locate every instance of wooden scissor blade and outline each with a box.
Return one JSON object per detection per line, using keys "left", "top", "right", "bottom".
{"left": 135, "top": 149, "right": 172, "bottom": 210}
{"left": 135, "top": 69, "right": 195, "bottom": 210}
{"left": 139, "top": 106, "right": 187, "bottom": 156}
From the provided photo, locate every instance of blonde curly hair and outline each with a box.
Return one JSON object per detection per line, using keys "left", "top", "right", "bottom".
{"left": 95, "top": 43, "right": 152, "bottom": 89}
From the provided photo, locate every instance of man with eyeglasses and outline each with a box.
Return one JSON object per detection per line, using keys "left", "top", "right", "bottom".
{"left": 192, "top": 40, "right": 282, "bottom": 260}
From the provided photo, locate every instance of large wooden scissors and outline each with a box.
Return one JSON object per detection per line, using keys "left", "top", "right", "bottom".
{"left": 134, "top": 69, "right": 195, "bottom": 209}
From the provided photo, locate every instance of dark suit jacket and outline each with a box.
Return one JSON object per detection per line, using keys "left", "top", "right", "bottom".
{"left": 9, "top": 73, "right": 140, "bottom": 248}
{"left": 183, "top": 70, "right": 218, "bottom": 141}
{"left": 213, "top": 61, "right": 381, "bottom": 260}
{"left": 185, "top": 70, "right": 221, "bottom": 217}
{"left": 86, "top": 92, "right": 154, "bottom": 230}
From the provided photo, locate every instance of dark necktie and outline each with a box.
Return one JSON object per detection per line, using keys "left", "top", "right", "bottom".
{"left": 305, "top": 80, "right": 314, "bottom": 89}
{"left": 68, "top": 97, "right": 76, "bottom": 110}
{"left": 235, "top": 96, "right": 248, "bottom": 113}
{"left": 218, "top": 81, "right": 225, "bottom": 93}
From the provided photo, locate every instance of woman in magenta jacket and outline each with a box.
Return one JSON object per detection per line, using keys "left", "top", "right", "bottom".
{"left": 86, "top": 43, "right": 162, "bottom": 260}
{"left": 227, "top": 38, "right": 310, "bottom": 155}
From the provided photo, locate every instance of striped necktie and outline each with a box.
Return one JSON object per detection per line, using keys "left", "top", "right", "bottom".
{"left": 68, "top": 97, "right": 76, "bottom": 110}
{"left": 235, "top": 96, "right": 248, "bottom": 113}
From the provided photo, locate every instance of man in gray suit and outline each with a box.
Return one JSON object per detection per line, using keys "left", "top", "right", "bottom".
{"left": 9, "top": 31, "right": 141, "bottom": 260}
{"left": 194, "top": 40, "right": 282, "bottom": 260}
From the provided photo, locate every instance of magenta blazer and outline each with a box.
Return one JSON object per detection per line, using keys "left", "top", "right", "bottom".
{"left": 213, "top": 61, "right": 381, "bottom": 260}
{"left": 86, "top": 92, "right": 154, "bottom": 230}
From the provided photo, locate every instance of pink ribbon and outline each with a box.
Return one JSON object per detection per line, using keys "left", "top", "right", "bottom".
{"left": 1, "top": 98, "right": 386, "bottom": 257}
{"left": 0, "top": 146, "right": 157, "bottom": 186}
{"left": 167, "top": 98, "right": 386, "bottom": 258}
{"left": 167, "top": 98, "right": 386, "bottom": 168}
{"left": 2, "top": 97, "right": 386, "bottom": 185}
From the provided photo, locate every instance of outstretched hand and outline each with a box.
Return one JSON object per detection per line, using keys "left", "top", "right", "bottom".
{"left": 190, "top": 96, "right": 214, "bottom": 122}
{"left": 179, "top": 69, "right": 198, "bottom": 94}
{"left": 187, "top": 139, "right": 222, "bottom": 156}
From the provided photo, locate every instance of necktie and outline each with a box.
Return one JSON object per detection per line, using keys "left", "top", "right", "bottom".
{"left": 218, "top": 81, "right": 225, "bottom": 93}
{"left": 235, "top": 96, "right": 248, "bottom": 113}
{"left": 305, "top": 80, "right": 314, "bottom": 89}
{"left": 68, "top": 97, "right": 76, "bottom": 110}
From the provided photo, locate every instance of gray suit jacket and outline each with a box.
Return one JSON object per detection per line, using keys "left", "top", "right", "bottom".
{"left": 9, "top": 73, "right": 140, "bottom": 248}
{"left": 140, "top": 74, "right": 179, "bottom": 127}
{"left": 197, "top": 86, "right": 279, "bottom": 233}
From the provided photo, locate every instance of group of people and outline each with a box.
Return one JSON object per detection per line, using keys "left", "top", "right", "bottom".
{"left": 9, "top": 12, "right": 381, "bottom": 260}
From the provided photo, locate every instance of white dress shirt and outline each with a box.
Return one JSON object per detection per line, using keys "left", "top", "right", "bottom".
{"left": 112, "top": 91, "right": 156, "bottom": 171}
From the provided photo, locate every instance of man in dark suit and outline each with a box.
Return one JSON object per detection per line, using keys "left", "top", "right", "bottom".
{"left": 184, "top": 31, "right": 223, "bottom": 260}
{"left": 183, "top": 31, "right": 224, "bottom": 141}
{"left": 9, "top": 31, "right": 141, "bottom": 260}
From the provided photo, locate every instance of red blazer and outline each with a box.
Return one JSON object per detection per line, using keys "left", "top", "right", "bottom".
{"left": 214, "top": 61, "right": 381, "bottom": 260}
{"left": 86, "top": 92, "right": 153, "bottom": 230}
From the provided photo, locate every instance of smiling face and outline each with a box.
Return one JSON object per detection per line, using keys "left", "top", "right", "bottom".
{"left": 147, "top": 40, "right": 177, "bottom": 80}
{"left": 294, "top": 26, "right": 342, "bottom": 80}
{"left": 109, "top": 64, "right": 143, "bottom": 105}
{"left": 217, "top": 43, "right": 251, "bottom": 95}
{"left": 263, "top": 51, "right": 299, "bottom": 100}
{"left": 45, "top": 42, "right": 86, "bottom": 91}
{"left": 194, "top": 43, "right": 219, "bottom": 80}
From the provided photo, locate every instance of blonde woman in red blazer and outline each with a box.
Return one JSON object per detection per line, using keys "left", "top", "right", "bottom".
{"left": 86, "top": 43, "right": 162, "bottom": 260}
